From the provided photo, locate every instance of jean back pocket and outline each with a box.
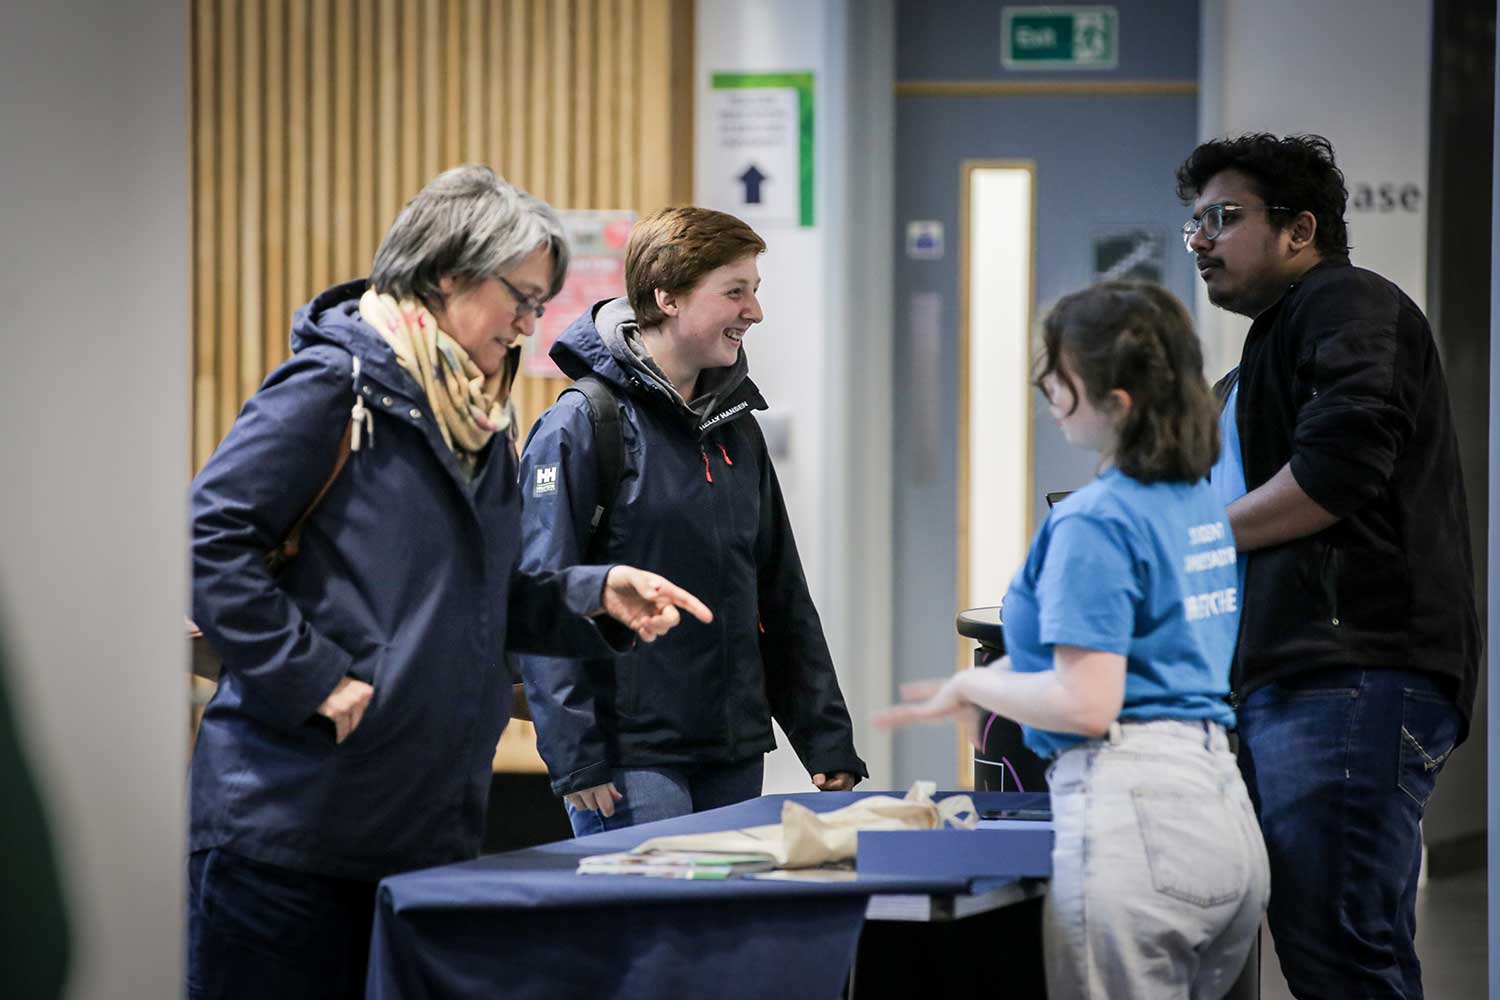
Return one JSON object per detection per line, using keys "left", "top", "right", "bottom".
{"left": 1397, "top": 690, "right": 1458, "bottom": 809}
{"left": 1132, "top": 787, "right": 1247, "bottom": 908}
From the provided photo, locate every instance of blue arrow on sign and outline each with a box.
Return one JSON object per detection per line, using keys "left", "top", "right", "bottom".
{"left": 737, "top": 164, "right": 767, "bottom": 204}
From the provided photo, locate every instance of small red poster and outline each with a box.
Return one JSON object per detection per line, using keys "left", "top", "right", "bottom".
{"left": 524, "top": 210, "right": 636, "bottom": 378}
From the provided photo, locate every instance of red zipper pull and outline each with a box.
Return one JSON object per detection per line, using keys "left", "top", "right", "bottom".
{"left": 701, "top": 448, "right": 714, "bottom": 484}
{"left": 718, "top": 443, "right": 733, "bottom": 466}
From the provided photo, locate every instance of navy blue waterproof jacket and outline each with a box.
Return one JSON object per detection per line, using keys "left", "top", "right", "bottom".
{"left": 515, "top": 302, "right": 867, "bottom": 796}
{"left": 191, "top": 279, "right": 625, "bottom": 881}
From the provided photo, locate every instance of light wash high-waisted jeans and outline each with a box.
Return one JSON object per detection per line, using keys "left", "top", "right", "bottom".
{"left": 1043, "top": 719, "right": 1270, "bottom": 1000}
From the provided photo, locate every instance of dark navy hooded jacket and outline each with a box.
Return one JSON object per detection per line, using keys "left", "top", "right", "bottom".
{"left": 515, "top": 300, "right": 866, "bottom": 796}
{"left": 190, "top": 279, "right": 624, "bottom": 881}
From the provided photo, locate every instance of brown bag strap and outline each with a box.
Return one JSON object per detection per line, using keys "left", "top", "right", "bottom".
{"left": 266, "top": 421, "right": 355, "bottom": 572}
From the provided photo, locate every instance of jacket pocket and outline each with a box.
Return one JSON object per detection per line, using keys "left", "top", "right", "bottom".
{"left": 334, "top": 646, "right": 394, "bottom": 757}
{"left": 1132, "top": 788, "right": 1247, "bottom": 908}
{"left": 616, "top": 652, "right": 639, "bottom": 719}
{"left": 1397, "top": 690, "right": 1458, "bottom": 808}
{"left": 1319, "top": 541, "right": 1342, "bottom": 627}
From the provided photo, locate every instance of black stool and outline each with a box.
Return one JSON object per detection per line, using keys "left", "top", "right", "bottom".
{"left": 955, "top": 606, "right": 1050, "bottom": 793}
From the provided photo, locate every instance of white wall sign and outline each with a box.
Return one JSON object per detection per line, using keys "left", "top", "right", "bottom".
{"left": 705, "top": 72, "right": 814, "bottom": 228}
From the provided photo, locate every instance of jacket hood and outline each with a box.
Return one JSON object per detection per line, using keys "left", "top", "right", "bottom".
{"left": 289, "top": 278, "right": 416, "bottom": 395}
{"left": 550, "top": 297, "right": 762, "bottom": 434}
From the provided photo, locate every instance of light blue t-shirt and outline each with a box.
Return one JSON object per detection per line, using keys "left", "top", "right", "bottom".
{"left": 1209, "top": 382, "right": 1248, "bottom": 595}
{"left": 1210, "top": 382, "right": 1246, "bottom": 505}
{"left": 1000, "top": 468, "right": 1240, "bottom": 758}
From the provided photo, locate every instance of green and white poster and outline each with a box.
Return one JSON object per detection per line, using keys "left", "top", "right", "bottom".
{"left": 706, "top": 71, "right": 814, "bottom": 228}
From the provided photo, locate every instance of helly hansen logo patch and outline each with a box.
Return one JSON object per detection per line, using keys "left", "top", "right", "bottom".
{"left": 533, "top": 463, "right": 559, "bottom": 496}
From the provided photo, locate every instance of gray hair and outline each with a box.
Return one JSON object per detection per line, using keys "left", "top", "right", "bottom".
{"left": 369, "top": 164, "right": 570, "bottom": 311}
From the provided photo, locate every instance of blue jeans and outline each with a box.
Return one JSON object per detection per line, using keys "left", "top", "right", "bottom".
{"left": 1236, "top": 668, "right": 1460, "bottom": 999}
{"left": 186, "top": 849, "right": 377, "bottom": 1000}
{"left": 566, "top": 757, "right": 765, "bottom": 836}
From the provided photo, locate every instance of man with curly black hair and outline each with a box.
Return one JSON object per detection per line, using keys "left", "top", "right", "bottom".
{"left": 1178, "top": 133, "right": 1479, "bottom": 998}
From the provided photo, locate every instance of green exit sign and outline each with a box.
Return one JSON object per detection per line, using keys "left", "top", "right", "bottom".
{"left": 1002, "top": 6, "right": 1118, "bottom": 70}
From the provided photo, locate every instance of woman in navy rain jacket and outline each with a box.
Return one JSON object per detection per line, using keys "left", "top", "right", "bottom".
{"left": 517, "top": 207, "right": 866, "bottom": 835}
{"left": 189, "top": 166, "right": 709, "bottom": 1000}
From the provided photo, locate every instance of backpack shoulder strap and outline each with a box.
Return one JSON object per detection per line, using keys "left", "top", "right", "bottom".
{"left": 267, "top": 421, "right": 355, "bottom": 574}
{"left": 561, "top": 374, "right": 625, "bottom": 561}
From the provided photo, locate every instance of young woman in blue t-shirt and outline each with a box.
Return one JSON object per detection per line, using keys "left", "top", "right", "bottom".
{"left": 877, "top": 283, "right": 1269, "bottom": 999}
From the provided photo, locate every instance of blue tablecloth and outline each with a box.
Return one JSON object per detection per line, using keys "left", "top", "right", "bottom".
{"left": 367, "top": 790, "right": 1048, "bottom": 1000}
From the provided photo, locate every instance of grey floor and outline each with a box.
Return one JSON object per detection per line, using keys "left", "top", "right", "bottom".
{"left": 1257, "top": 869, "right": 1487, "bottom": 1000}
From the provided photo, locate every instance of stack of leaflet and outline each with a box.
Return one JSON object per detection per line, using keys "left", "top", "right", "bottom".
{"left": 576, "top": 850, "right": 777, "bottom": 880}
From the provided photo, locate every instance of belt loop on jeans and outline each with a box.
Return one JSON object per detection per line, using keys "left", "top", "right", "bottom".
{"left": 1106, "top": 721, "right": 1124, "bottom": 745}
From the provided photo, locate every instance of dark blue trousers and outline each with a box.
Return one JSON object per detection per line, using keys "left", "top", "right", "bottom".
{"left": 1236, "top": 668, "right": 1460, "bottom": 999}
{"left": 187, "top": 849, "right": 378, "bottom": 1000}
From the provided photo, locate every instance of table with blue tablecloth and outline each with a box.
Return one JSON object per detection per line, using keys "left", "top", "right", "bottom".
{"left": 367, "top": 790, "right": 1052, "bottom": 1000}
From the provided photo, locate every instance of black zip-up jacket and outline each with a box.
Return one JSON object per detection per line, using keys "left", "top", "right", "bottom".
{"left": 1214, "top": 258, "right": 1480, "bottom": 739}
{"left": 515, "top": 301, "right": 867, "bottom": 795}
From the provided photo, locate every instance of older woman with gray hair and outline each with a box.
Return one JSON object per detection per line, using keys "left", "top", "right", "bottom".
{"left": 187, "top": 165, "right": 710, "bottom": 999}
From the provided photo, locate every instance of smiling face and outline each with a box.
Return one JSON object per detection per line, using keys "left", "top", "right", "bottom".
{"left": 658, "top": 253, "right": 764, "bottom": 373}
{"left": 1187, "top": 168, "right": 1309, "bottom": 319}
{"left": 434, "top": 244, "right": 554, "bottom": 377}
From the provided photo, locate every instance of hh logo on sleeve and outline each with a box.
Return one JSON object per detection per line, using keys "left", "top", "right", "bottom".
{"left": 533, "top": 463, "right": 559, "bottom": 497}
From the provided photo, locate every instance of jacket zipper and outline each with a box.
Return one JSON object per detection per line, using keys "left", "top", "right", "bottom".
{"left": 700, "top": 434, "right": 738, "bottom": 752}
{"left": 1322, "top": 544, "right": 1341, "bottom": 627}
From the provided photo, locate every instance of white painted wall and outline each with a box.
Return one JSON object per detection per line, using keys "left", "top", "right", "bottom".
{"left": 695, "top": 0, "right": 896, "bottom": 790}
{"left": 1197, "top": 0, "right": 1433, "bottom": 377}
{"left": 0, "top": 2, "right": 189, "bottom": 997}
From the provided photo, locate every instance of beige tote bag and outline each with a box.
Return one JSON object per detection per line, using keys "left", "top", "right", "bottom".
{"left": 632, "top": 782, "right": 978, "bottom": 869}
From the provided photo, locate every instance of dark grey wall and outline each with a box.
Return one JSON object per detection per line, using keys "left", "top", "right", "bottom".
{"left": 1489, "top": 0, "right": 1500, "bottom": 988}
{"left": 897, "top": 0, "right": 1200, "bottom": 80}
{"left": 892, "top": 0, "right": 1201, "bottom": 787}
{"left": 1425, "top": 0, "right": 1494, "bottom": 871}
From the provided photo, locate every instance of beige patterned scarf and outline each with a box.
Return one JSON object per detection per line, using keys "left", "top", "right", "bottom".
{"left": 358, "top": 288, "right": 516, "bottom": 477}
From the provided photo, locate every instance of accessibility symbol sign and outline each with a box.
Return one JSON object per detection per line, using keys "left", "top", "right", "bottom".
{"left": 905, "top": 220, "right": 945, "bottom": 261}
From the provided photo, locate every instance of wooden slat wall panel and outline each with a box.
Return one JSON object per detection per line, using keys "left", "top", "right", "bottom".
{"left": 192, "top": 0, "right": 218, "bottom": 465}
{"left": 215, "top": 0, "right": 240, "bottom": 438}
{"left": 573, "top": 0, "right": 596, "bottom": 207}
{"left": 192, "top": 0, "right": 695, "bottom": 469}
{"left": 191, "top": 0, "right": 696, "bottom": 770}
{"left": 332, "top": 0, "right": 355, "bottom": 283}
{"left": 286, "top": 0, "right": 309, "bottom": 381}
{"left": 263, "top": 0, "right": 287, "bottom": 378}
{"left": 239, "top": 2, "right": 264, "bottom": 405}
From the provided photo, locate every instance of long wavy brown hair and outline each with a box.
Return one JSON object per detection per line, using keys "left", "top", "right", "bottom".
{"left": 1034, "top": 282, "right": 1220, "bottom": 483}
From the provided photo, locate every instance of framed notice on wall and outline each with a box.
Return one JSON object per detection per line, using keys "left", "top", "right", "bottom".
{"left": 1092, "top": 227, "right": 1165, "bottom": 285}
{"left": 522, "top": 210, "right": 637, "bottom": 379}
{"left": 704, "top": 72, "right": 815, "bottom": 228}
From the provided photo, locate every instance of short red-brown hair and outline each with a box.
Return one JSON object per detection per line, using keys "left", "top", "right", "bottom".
{"left": 625, "top": 207, "right": 766, "bottom": 325}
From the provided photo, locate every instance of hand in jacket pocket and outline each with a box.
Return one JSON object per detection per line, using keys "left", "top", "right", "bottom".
{"left": 316, "top": 676, "right": 374, "bottom": 743}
